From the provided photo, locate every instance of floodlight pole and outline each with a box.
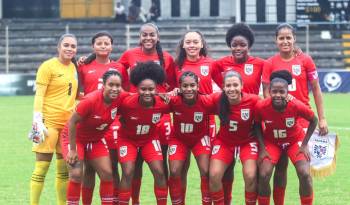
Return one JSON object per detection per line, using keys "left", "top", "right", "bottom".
{"left": 5, "top": 25, "right": 9, "bottom": 73}
{"left": 236, "top": 0, "right": 241, "bottom": 23}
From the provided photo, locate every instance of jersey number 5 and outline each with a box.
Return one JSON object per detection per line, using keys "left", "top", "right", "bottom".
{"left": 229, "top": 120, "right": 238, "bottom": 132}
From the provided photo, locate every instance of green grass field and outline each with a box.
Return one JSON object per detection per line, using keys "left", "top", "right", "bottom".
{"left": 0, "top": 94, "right": 349, "bottom": 205}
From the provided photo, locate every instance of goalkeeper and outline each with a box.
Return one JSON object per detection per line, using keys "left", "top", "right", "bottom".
{"left": 28, "top": 33, "right": 78, "bottom": 205}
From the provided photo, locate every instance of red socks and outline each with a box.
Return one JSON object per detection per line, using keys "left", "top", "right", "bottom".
{"left": 222, "top": 180, "right": 233, "bottom": 205}
{"left": 82, "top": 186, "right": 93, "bottom": 205}
{"left": 119, "top": 188, "right": 131, "bottom": 205}
{"left": 113, "top": 186, "right": 119, "bottom": 205}
{"left": 273, "top": 186, "right": 286, "bottom": 205}
{"left": 169, "top": 176, "right": 184, "bottom": 205}
{"left": 258, "top": 195, "right": 270, "bottom": 205}
{"left": 154, "top": 185, "right": 168, "bottom": 205}
{"left": 100, "top": 181, "right": 114, "bottom": 205}
{"left": 300, "top": 194, "right": 313, "bottom": 205}
{"left": 67, "top": 180, "right": 81, "bottom": 205}
{"left": 201, "top": 176, "right": 211, "bottom": 205}
{"left": 211, "top": 189, "right": 224, "bottom": 205}
{"left": 132, "top": 178, "right": 142, "bottom": 205}
{"left": 245, "top": 191, "right": 257, "bottom": 205}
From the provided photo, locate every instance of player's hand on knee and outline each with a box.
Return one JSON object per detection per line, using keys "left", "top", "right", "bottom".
{"left": 296, "top": 144, "right": 310, "bottom": 161}
{"left": 259, "top": 148, "right": 271, "bottom": 163}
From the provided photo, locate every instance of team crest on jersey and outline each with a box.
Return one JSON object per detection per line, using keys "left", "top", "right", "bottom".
{"left": 168, "top": 145, "right": 177, "bottom": 155}
{"left": 119, "top": 146, "right": 127, "bottom": 157}
{"left": 241, "top": 109, "right": 250, "bottom": 121}
{"left": 152, "top": 113, "right": 161, "bottom": 124}
{"left": 244, "top": 64, "right": 254, "bottom": 75}
{"left": 285, "top": 117, "right": 295, "bottom": 128}
{"left": 194, "top": 112, "right": 203, "bottom": 123}
{"left": 200, "top": 65, "right": 209, "bottom": 76}
{"left": 111, "top": 108, "right": 118, "bottom": 120}
{"left": 212, "top": 145, "right": 220, "bottom": 155}
{"left": 292, "top": 65, "right": 301, "bottom": 76}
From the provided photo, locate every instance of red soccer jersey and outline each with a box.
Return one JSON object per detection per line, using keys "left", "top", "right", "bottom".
{"left": 75, "top": 90, "right": 129, "bottom": 143}
{"left": 211, "top": 55, "right": 265, "bottom": 94}
{"left": 262, "top": 53, "right": 319, "bottom": 107}
{"left": 174, "top": 56, "right": 215, "bottom": 94}
{"left": 213, "top": 92, "right": 260, "bottom": 146}
{"left": 169, "top": 94, "right": 215, "bottom": 145}
{"left": 78, "top": 60, "right": 128, "bottom": 94}
{"left": 118, "top": 47, "right": 176, "bottom": 92}
{"left": 118, "top": 95, "right": 170, "bottom": 146}
{"left": 254, "top": 98, "right": 315, "bottom": 143}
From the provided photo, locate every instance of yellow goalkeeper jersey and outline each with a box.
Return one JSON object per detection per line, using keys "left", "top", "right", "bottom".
{"left": 35, "top": 57, "right": 78, "bottom": 128}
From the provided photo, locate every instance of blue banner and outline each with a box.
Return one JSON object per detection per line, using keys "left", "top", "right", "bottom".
{"left": 318, "top": 69, "right": 350, "bottom": 93}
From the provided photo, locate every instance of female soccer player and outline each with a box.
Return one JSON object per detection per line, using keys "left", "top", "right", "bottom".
{"left": 118, "top": 23, "right": 176, "bottom": 204}
{"left": 168, "top": 71, "right": 214, "bottom": 205}
{"left": 262, "top": 23, "right": 328, "bottom": 205}
{"left": 255, "top": 70, "right": 318, "bottom": 205}
{"left": 78, "top": 31, "right": 128, "bottom": 205}
{"left": 117, "top": 61, "right": 169, "bottom": 205}
{"left": 209, "top": 71, "right": 260, "bottom": 205}
{"left": 29, "top": 33, "right": 78, "bottom": 205}
{"left": 211, "top": 23, "right": 265, "bottom": 204}
{"left": 63, "top": 70, "right": 127, "bottom": 205}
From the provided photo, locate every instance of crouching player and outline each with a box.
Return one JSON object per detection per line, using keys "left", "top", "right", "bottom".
{"left": 168, "top": 71, "right": 214, "bottom": 205}
{"left": 255, "top": 70, "right": 318, "bottom": 205}
{"left": 61, "top": 70, "right": 128, "bottom": 205}
{"left": 209, "top": 71, "right": 260, "bottom": 205}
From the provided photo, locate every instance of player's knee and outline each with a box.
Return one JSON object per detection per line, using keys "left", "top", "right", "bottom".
{"left": 259, "top": 167, "right": 272, "bottom": 183}
{"left": 209, "top": 169, "right": 222, "bottom": 187}
{"left": 243, "top": 170, "right": 257, "bottom": 185}
{"left": 69, "top": 168, "right": 82, "bottom": 182}
{"left": 169, "top": 165, "right": 182, "bottom": 177}
{"left": 296, "top": 166, "right": 311, "bottom": 183}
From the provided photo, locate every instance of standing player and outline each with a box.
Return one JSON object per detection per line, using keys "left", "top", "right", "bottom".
{"left": 255, "top": 70, "right": 318, "bottom": 205}
{"left": 173, "top": 30, "right": 219, "bottom": 202}
{"left": 62, "top": 70, "right": 127, "bottom": 205}
{"left": 118, "top": 23, "right": 176, "bottom": 204}
{"left": 262, "top": 23, "right": 328, "bottom": 205}
{"left": 211, "top": 23, "right": 265, "bottom": 204}
{"left": 168, "top": 71, "right": 214, "bottom": 205}
{"left": 28, "top": 34, "right": 78, "bottom": 205}
{"left": 209, "top": 71, "right": 260, "bottom": 205}
{"left": 78, "top": 31, "right": 128, "bottom": 205}
{"left": 117, "top": 62, "right": 169, "bottom": 205}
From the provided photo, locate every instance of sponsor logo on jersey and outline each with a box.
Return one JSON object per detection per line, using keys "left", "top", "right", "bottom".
{"left": 212, "top": 145, "right": 220, "bottom": 155}
{"left": 93, "top": 115, "right": 101, "bottom": 119}
{"left": 88, "top": 69, "right": 96, "bottom": 74}
{"left": 119, "top": 146, "right": 127, "bottom": 157}
{"left": 152, "top": 113, "right": 161, "bottom": 124}
{"left": 96, "top": 123, "right": 108, "bottom": 131}
{"left": 244, "top": 64, "right": 254, "bottom": 75}
{"left": 265, "top": 120, "right": 273, "bottom": 124}
{"left": 241, "top": 109, "right": 250, "bottom": 121}
{"left": 292, "top": 65, "right": 301, "bottom": 76}
{"left": 130, "top": 116, "right": 138, "bottom": 120}
{"left": 168, "top": 145, "right": 177, "bottom": 155}
{"left": 200, "top": 65, "right": 209, "bottom": 76}
{"left": 111, "top": 108, "right": 118, "bottom": 120}
{"left": 194, "top": 112, "right": 203, "bottom": 123}
{"left": 285, "top": 117, "right": 295, "bottom": 128}
{"left": 174, "top": 112, "right": 182, "bottom": 115}
{"left": 57, "top": 73, "right": 64, "bottom": 77}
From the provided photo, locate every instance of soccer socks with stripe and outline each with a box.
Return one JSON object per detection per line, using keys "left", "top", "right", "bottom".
{"left": 169, "top": 176, "right": 183, "bottom": 205}
{"left": 56, "top": 159, "right": 68, "bottom": 205}
{"left": 300, "top": 194, "right": 313, "bottom": 205}
{"left": 82, "top": 186, "right": 94, "bottom": 205}
{"left": 211, "top": 189, "right": 224, "bottom": 205}
{"left": 258, "top": 195, "right": 270, "bottom": 205}
{"left": 67, "top": 180, "right": 81, "bottom": 205}
{"left": 273, "top": 186, "right": 286, "bottom": 205}
{"left": 132, "top": 178, "right": 141, "bottom": 205}
{"left": 119, "top": 188, "right": 131, "bottom": 205}
{"left": 222, "top": 180, "right": 233, "bottom": 205}
{"left": 201, "top": 176, "right": 211, "bottom": 205}
{"left": 30, "top": 161, "right": 50, "bottom": 205}
{"left": 154, "top": 185, "right": 168, "bottom": 205}
{"left": 100, "top": 180, "right": 114, "bottom": 205}
{"left": 245, "top": 191, "right": 257, "bottom": 205}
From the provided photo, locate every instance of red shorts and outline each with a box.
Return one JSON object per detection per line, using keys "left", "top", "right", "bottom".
{"left": 104, "top": 120, "right": 121, "bottom": 150}
{"left": 60, "top": 128, "right": 109, "bottom": 161}
{"left": 209, "top": 115, "right": 216, "bottom": 142}
{"left": 168, "top": 135, "right": 211, "bottom": 161}
{"left": 157, "top": 114, "right": 172, "bottom": 145}
{"left": 117, "top": 138, "right": 163, "bottom": 163}
{"left": 210, "top": 138, "right": 258, "bottom": 164}
{"left": 263, "top": 139, "right": 306, "bottom": 164}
